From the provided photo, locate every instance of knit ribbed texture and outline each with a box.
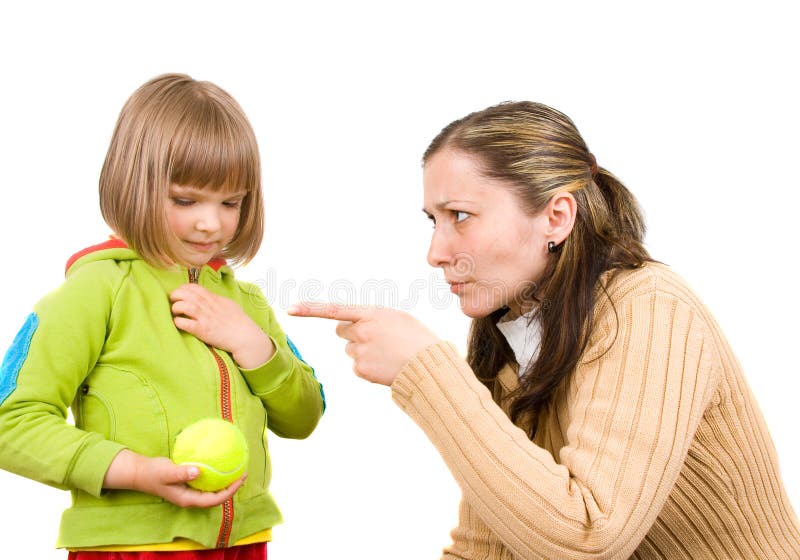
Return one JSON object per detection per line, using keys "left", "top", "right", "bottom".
{"left": 391, "top": 263, "right": 800, "bottom": 559}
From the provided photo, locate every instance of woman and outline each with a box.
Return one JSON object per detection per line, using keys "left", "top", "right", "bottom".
{"left": 289, "top": 102, "right": 800, "bottom": 559}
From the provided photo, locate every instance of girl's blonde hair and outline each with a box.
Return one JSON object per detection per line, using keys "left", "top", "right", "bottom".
{"left": 424, "top": 101, "right": 651, "bottom": 435}
{"left": 99, "top": 73, "right": 264, "bottom": 267}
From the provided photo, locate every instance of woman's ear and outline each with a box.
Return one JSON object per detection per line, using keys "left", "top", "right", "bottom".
{"left": 545, "top": 191, "right": 577, "bottom": 244}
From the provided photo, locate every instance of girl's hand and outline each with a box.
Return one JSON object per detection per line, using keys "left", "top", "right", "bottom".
{"left": 170, "top": 283, "right": 275, "bottom": 369}
{"left": 287, "top": 302, "right": 440, "bottom": 386}
{"left": 104, "top": 449, "right": 245, "bottom": 508}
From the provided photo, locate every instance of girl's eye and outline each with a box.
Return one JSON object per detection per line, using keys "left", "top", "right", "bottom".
{"left": 223, "top": 200, "right": 242, "bottom": 208}
{"left": 172, "top": 198, "right": 195, "bottom": 207}
{"left": 454, "top": 211, "right": 470, "bottom": 223}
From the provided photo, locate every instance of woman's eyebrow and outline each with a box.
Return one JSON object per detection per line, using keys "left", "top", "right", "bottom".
{"left": 423, "top": 200, "right": 474, "bottom": 214}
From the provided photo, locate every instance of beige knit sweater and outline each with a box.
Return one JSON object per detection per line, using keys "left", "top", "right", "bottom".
{"left": 391, "top": 263, "right": 800, "bottom": 559}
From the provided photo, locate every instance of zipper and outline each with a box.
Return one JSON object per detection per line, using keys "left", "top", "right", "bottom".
{"left": 189, "top": 267, "right": 235, "bottom": 547}
{"left": 217, "top": 499, "right": 234, "bottom": 547}
{"left": 210, "top": 348, "right": 233, "bottom": 422}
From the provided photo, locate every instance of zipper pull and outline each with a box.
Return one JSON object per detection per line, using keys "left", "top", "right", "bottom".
{"left": 188, "top": 268, "right": 199, "bottom": 283}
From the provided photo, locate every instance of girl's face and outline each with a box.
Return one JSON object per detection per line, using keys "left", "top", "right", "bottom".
{"left": 423, "top": 149, "right": 551, "bottom": 318}
{"left": 166, "top": 184, "right": 246, "bottom": 267}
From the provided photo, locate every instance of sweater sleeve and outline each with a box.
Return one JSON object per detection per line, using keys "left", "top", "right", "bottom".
{"left": 0, "top": 262, "right": 127, "bottom": 497}
{"left": 391, "top": 286, "right": 720, "bottom": 559}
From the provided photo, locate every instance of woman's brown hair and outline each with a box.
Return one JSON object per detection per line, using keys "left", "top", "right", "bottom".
{"left": 99, "top": 73, "right": 264, "bottom": 267}
{"left": 423, "top": 101, "right": 651, "bottom": 435}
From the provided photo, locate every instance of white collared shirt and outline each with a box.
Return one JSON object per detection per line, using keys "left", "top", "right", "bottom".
{"left": 496, "top": 309, "right": 542, "bottom": 377}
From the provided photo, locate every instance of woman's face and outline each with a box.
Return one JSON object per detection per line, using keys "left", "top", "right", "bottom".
{"left": 423, "top": 148, "right": 551, "bottom": 318}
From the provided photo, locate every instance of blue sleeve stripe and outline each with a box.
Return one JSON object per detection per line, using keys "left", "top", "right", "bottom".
{"left": 0, "top": 313, "right": 39, "bottom": 405}
{"left": 286, "top": 336, "right": 326, "bottom": 413}
{"left": 285, "top": 336, "right": 306, "bottom": 363}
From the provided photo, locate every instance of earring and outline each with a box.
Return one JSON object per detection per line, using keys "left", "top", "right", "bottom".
{"left": 547, "top": 241, "right": 560, "bottom": 254}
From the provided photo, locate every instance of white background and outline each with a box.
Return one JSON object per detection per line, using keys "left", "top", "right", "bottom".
{"left": 1, "top": 2, "right": 798, "bottom": 558}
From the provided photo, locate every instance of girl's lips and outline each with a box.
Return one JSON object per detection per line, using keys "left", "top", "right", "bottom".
{"left": 187, "top": 241, "right": 215, "bottom": 251}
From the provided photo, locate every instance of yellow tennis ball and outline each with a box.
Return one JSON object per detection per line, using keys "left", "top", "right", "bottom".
{"left": 172, "top": 418, "right": 249, "bottom": 492}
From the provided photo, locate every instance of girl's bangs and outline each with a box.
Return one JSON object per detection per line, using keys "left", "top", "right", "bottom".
{"left": 169, "top": 107, "right": 257, "bottom": 193}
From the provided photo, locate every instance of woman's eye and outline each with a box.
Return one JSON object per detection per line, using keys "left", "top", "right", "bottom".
{"left": 454, "top": 211, "right": 470, "bottom": 223}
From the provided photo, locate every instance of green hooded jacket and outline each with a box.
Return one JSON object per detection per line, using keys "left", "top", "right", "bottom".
{"left": 0, "top": 239, "right": 325, "bottom": 549}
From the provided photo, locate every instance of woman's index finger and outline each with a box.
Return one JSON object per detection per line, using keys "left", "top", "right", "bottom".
{"left": 287, "top": 302, "right": 367, "bottom": 322}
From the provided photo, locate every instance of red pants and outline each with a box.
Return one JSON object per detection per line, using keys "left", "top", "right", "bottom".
{"left": 67, "top": 542, "right": 267, "bottom": 560}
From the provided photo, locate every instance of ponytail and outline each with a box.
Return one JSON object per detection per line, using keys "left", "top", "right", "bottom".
{"left": 594, "top": 168, "right": 648, "bottom": 264}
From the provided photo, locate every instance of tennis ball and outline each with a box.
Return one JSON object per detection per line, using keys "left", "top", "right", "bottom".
{"left": 172, "top": 418, "right": 249, "bottom": 492}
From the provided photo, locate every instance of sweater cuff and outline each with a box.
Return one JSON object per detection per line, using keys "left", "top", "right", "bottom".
{"left": 68, "top": 438, "right": 128, "bottom": 498}
{"left": 239, "top": 336, "right": 293, "bottom": 395}
{"left": 391, "top": 341, "right": 463, "bottom": 408}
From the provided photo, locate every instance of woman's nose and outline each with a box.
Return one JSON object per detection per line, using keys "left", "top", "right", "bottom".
{"left": 427, "top": 227, "right": 451, "bottom": 268}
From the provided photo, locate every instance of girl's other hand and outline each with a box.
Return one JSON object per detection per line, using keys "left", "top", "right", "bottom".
{"left": 103, "top": 449, "right": 245, "bottom": 508}
{"left": 170, "top": 283, "right": 275, "bottom": 369}
{"left": 287, "top": 302, "right": 440, "bottom": 386}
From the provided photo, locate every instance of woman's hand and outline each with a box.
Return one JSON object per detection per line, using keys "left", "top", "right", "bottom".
{"left": 287, "top": 302, "right": 440, "bottom": 386}
{"left": 103, "top": 449, "right": 245, "bottom": 508}
{"left": 170, "top": 283, "right": 275, "bottom": 369}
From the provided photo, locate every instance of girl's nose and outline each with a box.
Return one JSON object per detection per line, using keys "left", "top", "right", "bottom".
{"left": 196, "top": 207, "right": 221, "bottom": 233}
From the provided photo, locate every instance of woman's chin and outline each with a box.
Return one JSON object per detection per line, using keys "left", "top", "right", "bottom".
{"left": 458, "top": 301, "right": 505, "bottom": 319}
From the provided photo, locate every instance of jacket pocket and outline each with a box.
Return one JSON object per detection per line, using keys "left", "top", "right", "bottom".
{"left": 75, "top": 364, "right": 169, "bottom": 457}
{"left": 75, "top": 384, "right": 115, "bottom": 440}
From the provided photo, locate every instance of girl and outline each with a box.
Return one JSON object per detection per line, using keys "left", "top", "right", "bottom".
{"left": 0, "top": 73, "right": 325, "bottom": 559}
{"left": 289, "top": 102, "right": 800, "bottom": 558}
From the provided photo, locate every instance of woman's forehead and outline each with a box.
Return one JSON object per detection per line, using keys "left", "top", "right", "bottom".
{"left": 423, "top": 150, "right": 505, "bottom": 207}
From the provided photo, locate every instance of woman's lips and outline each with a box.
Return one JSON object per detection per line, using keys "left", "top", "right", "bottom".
{"left": 449, "top": 282, "right": 468, "bottom": 294}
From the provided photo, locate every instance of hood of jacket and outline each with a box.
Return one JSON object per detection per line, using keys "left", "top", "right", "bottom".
{"left": 65, "top": 237, "right": 230, "bottom": 278}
